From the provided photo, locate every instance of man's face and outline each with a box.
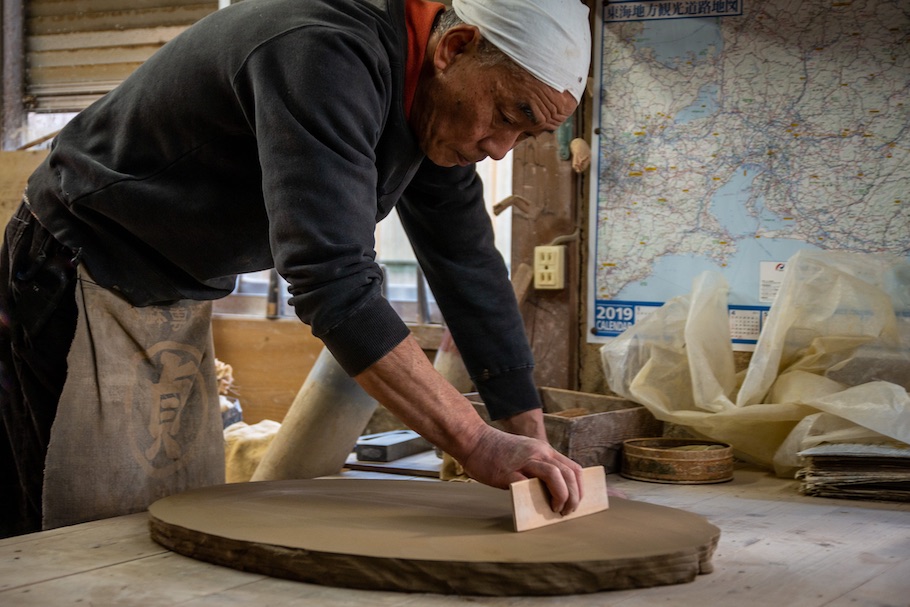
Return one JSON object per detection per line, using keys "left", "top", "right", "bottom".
{"left": 410, "top": 34, "right": 579, "bottom": 167}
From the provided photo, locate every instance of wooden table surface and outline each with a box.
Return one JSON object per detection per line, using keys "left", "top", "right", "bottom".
{"left": 1, "top": 466, "right": 908, "bottom": 606}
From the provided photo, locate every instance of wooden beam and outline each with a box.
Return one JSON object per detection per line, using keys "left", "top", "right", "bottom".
{"left": 2, "top": 0, "right": 26, "bottom": 150}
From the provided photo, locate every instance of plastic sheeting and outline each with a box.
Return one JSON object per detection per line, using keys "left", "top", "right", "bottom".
{"left": 601, "top": 250, "right": 910, "bottom": 475}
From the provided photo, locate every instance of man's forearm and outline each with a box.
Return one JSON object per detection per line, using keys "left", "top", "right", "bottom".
{"left": 352, "top": 334, "right": 488, "bottom": 463}
{"left": 497, "top": 408, "right": 547, "bottom": 441}
{"left": 353, "top": 335, "right": 583, "bottom": 514}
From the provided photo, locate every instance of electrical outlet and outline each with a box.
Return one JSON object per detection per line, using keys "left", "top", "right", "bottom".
{"left": 533, "top": 245, "right": 565, "bottom": 289}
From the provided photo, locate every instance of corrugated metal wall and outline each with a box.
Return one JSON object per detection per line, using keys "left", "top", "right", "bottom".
{"left": 25, "top": 0, "right": 217, "bottom": 112}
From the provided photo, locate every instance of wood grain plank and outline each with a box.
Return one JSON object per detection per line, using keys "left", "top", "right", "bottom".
{"left": 3, "top": 467, "right": 907, "bottom": 606}
{"left": 0, "top": 550, "right": 264, "bottom": 606}
{"left": 210, "top": 317, "right": 442, "bottom": 425}
{"left": 827, "top": 559, "right": 910, "bottom": 606}
{"left": 0, "top": 151, "right": 47, "bottom": 220}
{"left": 27, "top": 5, "right": 215, "bottom": 36}
{"left": 28, "top": 45, "right": 163, "bottom": 68}
{"left": 211, "top": 316, "right": 323, "bottom": 424}
{"left": 510, "top": 465, "right": 609, "bottom": 532}
{"left": 601, "top": 468, "right": 910, "bottom": 607}
{"left": 27, "top": 26, "right": 189, "bottom": 52}
{"left": 27, "top": 1, "right": 213, "bottom": 18}
{"left": 0, "top": 514, "right": 165, "bottom": 592}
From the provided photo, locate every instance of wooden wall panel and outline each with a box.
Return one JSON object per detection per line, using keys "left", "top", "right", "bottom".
{"left": 24, "top": 0, "right": 217, "bottom": 111}
{"left": 0, "top": 149, "right": 47, "bottom": 219}
{"left": 211, "top": 317, "right": 324, "bottom": 425}
{"left": 211, "top": 316, "right": 445, "bottom": 425}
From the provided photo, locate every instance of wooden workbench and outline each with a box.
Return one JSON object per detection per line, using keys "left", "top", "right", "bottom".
{"left": 1, "top": 466, "right": 907, "bottom": 606}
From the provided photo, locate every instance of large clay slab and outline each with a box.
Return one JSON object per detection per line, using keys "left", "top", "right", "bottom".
{"left": 148, "top": 478, "right": 719, "bottom": 596}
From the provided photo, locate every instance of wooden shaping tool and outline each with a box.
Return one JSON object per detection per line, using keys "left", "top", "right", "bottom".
{"left": 510, "top": 465, "right": 609, "bottom": 532}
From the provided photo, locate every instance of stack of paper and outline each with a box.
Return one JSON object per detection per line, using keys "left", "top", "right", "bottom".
{"left": 796, "top": 442, "right": 910, "bottom": 502}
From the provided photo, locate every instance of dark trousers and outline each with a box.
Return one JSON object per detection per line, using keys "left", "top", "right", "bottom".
{"left": 0, "top": 202, "right": 78, "bottom": 538}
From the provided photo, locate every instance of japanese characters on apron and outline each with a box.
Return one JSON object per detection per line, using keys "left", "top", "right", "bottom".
{"left": 42, "top": 266, "right": 224, "bottom": 530}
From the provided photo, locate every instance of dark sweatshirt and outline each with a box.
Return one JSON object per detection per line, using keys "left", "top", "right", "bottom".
{"left": 25, "top": 0, "right": 541, "bottom": 419}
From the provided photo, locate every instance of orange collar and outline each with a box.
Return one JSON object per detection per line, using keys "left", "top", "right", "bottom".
{"left": 404, "top": 0, "right": 444, "bottom": 119}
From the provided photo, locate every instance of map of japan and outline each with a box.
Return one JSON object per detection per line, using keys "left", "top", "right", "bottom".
{"left": 587, "top": 0, "right": 909, "bottom": 344}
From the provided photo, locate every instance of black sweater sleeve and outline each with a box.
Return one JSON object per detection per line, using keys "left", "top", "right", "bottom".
{"left": 234, "top": 26, "right": 410, "bottom": 375}
{"left": 397, "top": 159, "right": 542, "bottom": 420}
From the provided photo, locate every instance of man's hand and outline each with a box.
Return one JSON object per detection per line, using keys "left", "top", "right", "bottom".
{"left": 494, "top": 407, "right": 627, "bottom": 501}
{"left": 354, "top": 335, "right": 584, "bottom": 515}
{"left": 492, "top": 408, "right": 589, "bottom": 511}
{"left": 458, "top": 424, "right": 583, "bottom": 515}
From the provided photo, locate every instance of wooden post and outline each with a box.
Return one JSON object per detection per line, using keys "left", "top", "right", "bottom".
{"left": 1, "top": 0, "right": 26, "bottom": 150}
{"left": 511, "top": 132, "right": 580, "bottom": 391}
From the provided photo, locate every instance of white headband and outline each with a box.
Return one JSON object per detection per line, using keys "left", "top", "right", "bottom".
{"left": 451, "top": 0, "right": 591, "bottom": 102}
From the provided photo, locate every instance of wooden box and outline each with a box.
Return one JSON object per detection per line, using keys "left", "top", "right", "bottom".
{"left": 466, "top": 388, "right": 664, "bottom": 473}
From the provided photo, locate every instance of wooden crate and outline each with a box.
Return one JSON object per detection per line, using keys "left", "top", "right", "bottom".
{"left": 466, "top": 388, "right": 664, "bottom": 473}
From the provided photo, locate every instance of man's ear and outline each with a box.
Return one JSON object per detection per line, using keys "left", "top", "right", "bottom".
{"left": 433, "top": 25, "right": 481, "bottom": 71}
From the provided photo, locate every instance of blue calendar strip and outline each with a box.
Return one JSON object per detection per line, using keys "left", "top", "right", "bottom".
{"left": 593, "top": 300, "right": 770, "bottom": 345}
{"left": 592, "top": 300, "right": 661, "bottom": 337}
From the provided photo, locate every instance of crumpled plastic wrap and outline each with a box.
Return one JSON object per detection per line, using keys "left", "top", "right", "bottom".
{"left": 600, "top": 249, "right": 910, "bottom": 476}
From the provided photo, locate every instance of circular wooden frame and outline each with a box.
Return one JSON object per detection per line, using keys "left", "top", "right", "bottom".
{"left": 622, "top": 438, "right": 735, "bottom": 484}
{"left": 149, "top": 478, "right": 720, "bottom": 596}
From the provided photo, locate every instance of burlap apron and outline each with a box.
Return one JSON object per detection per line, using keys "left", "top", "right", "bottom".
{"left": 42, "top": 267, "right": 225, "bottom": 530}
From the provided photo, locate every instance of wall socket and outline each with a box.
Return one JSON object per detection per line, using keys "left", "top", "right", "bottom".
{"left": 533, "top": 245, "right": 565, "bottom": 290}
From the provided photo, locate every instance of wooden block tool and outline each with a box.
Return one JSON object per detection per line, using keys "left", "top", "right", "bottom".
{"left": 510, "top": 465, "right": 609, "bottom": 532}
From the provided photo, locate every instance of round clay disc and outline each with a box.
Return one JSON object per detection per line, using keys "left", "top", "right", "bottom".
{"left": 148, "top": 478, "right": 719, "bottom": 596}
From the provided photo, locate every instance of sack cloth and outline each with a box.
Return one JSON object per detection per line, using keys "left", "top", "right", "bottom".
{"left": 42, "top": 267, "right": 224, "bottom": 529}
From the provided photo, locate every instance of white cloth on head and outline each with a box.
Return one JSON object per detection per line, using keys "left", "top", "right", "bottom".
{"left": 451, "top": 0, "right": 591, "bottom": 102}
